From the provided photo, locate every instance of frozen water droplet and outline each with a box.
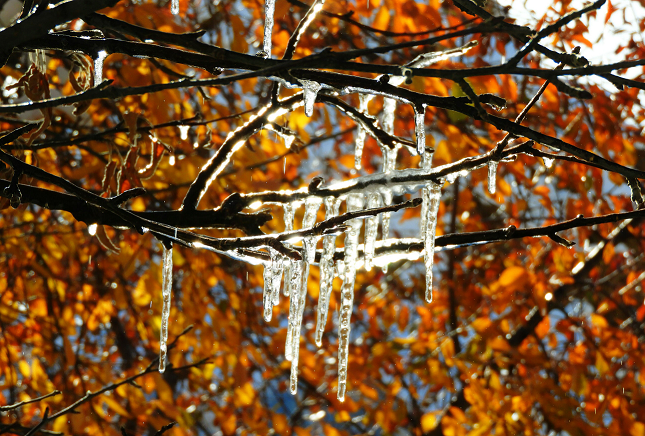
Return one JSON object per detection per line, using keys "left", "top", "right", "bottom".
{"left": 179, "top": 125, "right": 190, "bottom": 141}
{"left": 171, "top": 0, "right": 179, "bottom": 14}
{"left": 301, "top": 80, "right": 322, "bottom": 117}
{"left": 159, "top": 245, "right": 173, "bottom": 372}
{"left": 543, "top": 157, "right": 554, "bottom": 169}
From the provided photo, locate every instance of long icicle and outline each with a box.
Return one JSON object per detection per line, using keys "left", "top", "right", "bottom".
{"left": 487, "top": 160, "right": 498, "bottom": 195}
{"left": 315, "top": 197, "right": 341, "bottom": 346}
{"left": 338, "top": 194, "right": 364, "bottom": 401}
{"left": 159, "top": 244, "right": 173, "bottom": 373}
{"left": 414, "top": 105, "right": 426, "bottom": 156}
{"left": 424, "top": 182, "right": 442, "bottom": 303}
{"left": 363, "top": 193, "right": 380, "bottom": 271}
{"left": 262, "top": 0, "right": 276, "bottom": 56}
{"left": 262, "top": 249, "right": 279, "bottom": 322}
{"left": 288, "top": 198, "right": 321, "bottom": 393}
{"left": 354, "top": 94, "right": 369, "bottom": 169}
{"left": 282, "top": 202, "right": 296, "bottom": 297}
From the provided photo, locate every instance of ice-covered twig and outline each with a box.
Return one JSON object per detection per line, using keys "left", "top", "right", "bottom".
{"left": 282, "top": 0, "right": 325, "bottom": 60}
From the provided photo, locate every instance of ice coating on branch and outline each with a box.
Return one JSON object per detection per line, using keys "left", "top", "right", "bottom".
{"left": 282, "top": 202, "right": 297, "bottom": 297}
{"left": 423, "top": 182, "right": 441, "bottom": 303}
{"left": 159, "top": 245, "right": 173, "bottom": 373}
{"left": 355, "top": 94, "right": 369, "bottom": 169}
{"left": 338, "top": 194, "right": 364, "bottom": 401}
{"left": 93, "top": 50, "right": 108, "bottom": 86}
{"left": 488, "top": 160, "right": 498, "bottom": 195}
{"left": 316, "top": 197, "right": 341, "bottom": 347}
{"left": 301, "top": 80, "right": 322, "bottom": 117}
{"left": 364, "top": 193, "right": 380, "bottom": 271}
{"left": 263, "top": 0, "right": 276, "bottom": 56}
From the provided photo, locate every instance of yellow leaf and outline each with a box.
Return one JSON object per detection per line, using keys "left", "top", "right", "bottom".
{"left": 18, "top": 360, "right": 30, "bottom": 377}
{"left": 373, "top": 6, "right": 390, "bottom": 31}
{"left": 471, "top": 317, "right": 492, "bottom": 334}
{"left": 421, "top": 412, "right": 437, "bottom": 432}
{"left": 273, "top": 414, "right": 288, "bottom": 434}
{"left": 103, "top": 395, "right": 131, "bottom": 418}
{"left": 220, "top": 413, "right": 236, "bottom": 436}
{"left": 596, "top": 352, "right": 609, "bottom": 376}
{"left": 630, "top": 422, "right": 645, "bottom": 436}
{"left": 233, "top": 382, "right": 255, "bottom": 407}
{"left": 498, "top": 266, "right": 527, "bottom": 288}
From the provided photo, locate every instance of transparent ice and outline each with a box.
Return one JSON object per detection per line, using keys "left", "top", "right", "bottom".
{"left": 488, "top": 160, "right": 498, "bottom": 195}
{"left": 159, "top": 245, "right": 173, "bottom": 373}
{"left": 302, "top": 80, "right": 322, "bottom": 117}
{"left": 423, "top": 182, "right": 441, "bottom": 303}
{"left": 93, "top": 50, "right": 108, "bottom": 87}
{"left": 315, "top": 197, "right": 341, "bottom": 346}
{"left": 354, "top": 94, "right": 369, "bottom": 169}
{"left": 263, "top": 0, "right": 276, "bottom": 56}
{"left": 337, "top": 193, "right": 364, "bottom": 401}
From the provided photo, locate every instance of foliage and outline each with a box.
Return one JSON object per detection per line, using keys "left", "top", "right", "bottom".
{"left": 1, "top": 0, "right": 645, "bottom": 435}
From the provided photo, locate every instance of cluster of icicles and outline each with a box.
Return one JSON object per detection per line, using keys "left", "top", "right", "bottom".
{"left": 155, "top": 0, "right": 502, "bottom": 401}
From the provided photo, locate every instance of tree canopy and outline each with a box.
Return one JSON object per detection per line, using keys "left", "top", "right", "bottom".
{"left": 1, "top": 0, "right": 645, "bottom": 435}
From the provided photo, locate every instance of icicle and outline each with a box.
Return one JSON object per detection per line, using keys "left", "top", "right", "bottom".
{"left": 363, "top": 193, "right": 380, "bottom": 271}
{"left": 423, "top": 182, "right": 441, "bottom": 303}
{"left": 302, "top": 197, "right": 321, "bottom": 229}
{"left": 422, "top": 146, "right": 433, "bottom": 171}
{"left": 289, "top": 235, "right": 316, "bottom": 394}
{"left": 282, "top": 203, "right": 296, "bottom": 297}
{"left": 262, "top": 249, "right": 282, "bottom": 322}
{"left": 543, "top": 156, "right": 554, "bottom": 169}
{"left": 271, "top": 255, "right": 283, "bottom": 306}
{"left": 179, "top": 125, "right": 190, "bottom": 141}
{"left": 93, "top": 50, "right": 108, "bottom": 86}
{"left": 354, "top": 94, "right": 369, "bottom": 169}
{"left": 159, "top": 245, "right": 173, "bottom": 373}
{"left": 380, "top": 188, "right": 392, "bottom": 249}
{"left": 488, "top": 160, "right": 498, "bottom": 195}
{"left": 414, "top": 105, "right": 426, "bottom": 156}
{"left": 382, "top": 98, "right": 396, "bottom": 135}
{"left": 171, "top": 0, "right": 179, "bottom": 14}
{"left": 337, "top": 194, "right": 364, "bottom": 402}
{"left": 301, "top": 80, "right": 322, "bottom": 117}
{"left": 285, "top": 262, "right": 302, "bottom": 362}
{"left": 285, "top": 198, "right": 319, "bottom": 371}
{"left": 315, "top": 197, "right": 341, "bottom": 346}
{"left": 263, "top": 0, "right": 276, "bottom": 56}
